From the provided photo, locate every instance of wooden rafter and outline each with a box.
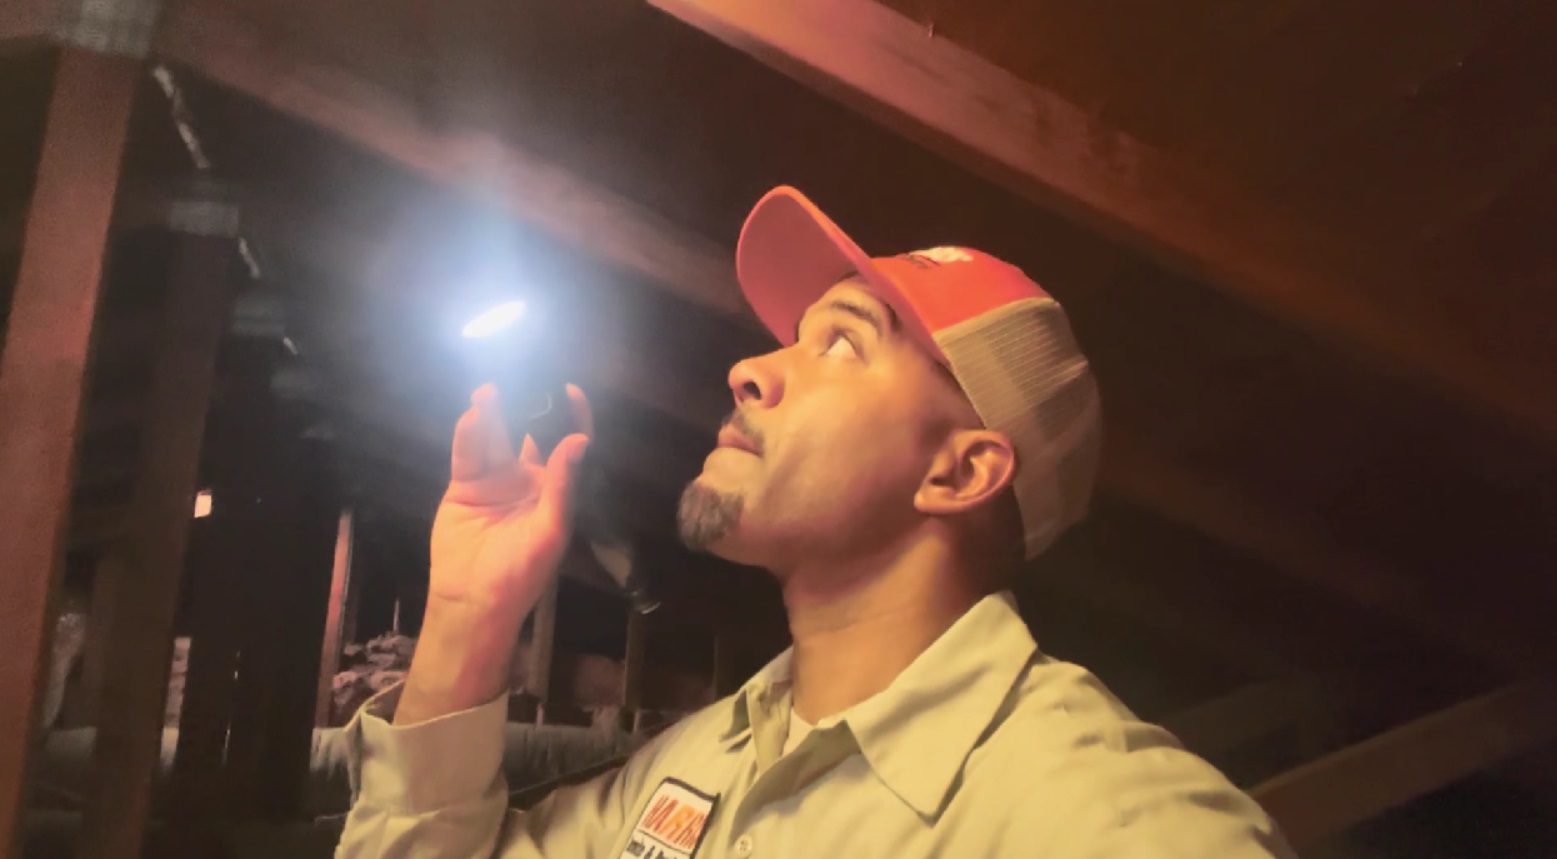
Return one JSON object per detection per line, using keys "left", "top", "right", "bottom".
{"left": 0, "top": 48, "right": 138, "bottom": 853}
{"left": 315, "top": 510, "right": 356, "bottom": 726}
{"left": 146, "top": 1, "right": 1541, "bottom": 670}
{"left": 1163, "top": 679, "right": 1311, "bottom": 762}
{"left": 1103, "top": 432, "right": 1540, "bottom": 670}
{"left": 0, "top": 0, "right": 52, "bottom": 47}
{"left": 152, "top": 1, "right": 747, "bottom": 322}
{"left": 1253, "top": 680, "right": 1557, "bottom": 847}
{"left": 646, "top": 0, "right": 1557, "bottom": 440}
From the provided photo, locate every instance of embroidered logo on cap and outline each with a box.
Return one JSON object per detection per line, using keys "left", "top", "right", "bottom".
{"left": 619, "top": 778, "right": 720, "bottom": 859}
{"left": 906, "top": 246, "right": 974, "bottom": 266}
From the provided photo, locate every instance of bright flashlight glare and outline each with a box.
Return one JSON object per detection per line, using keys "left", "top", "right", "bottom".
{"left": 461, "top": 300, "right": 526, "bottom": 339}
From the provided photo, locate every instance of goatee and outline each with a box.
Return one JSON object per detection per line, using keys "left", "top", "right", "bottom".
{"left": 677, "top": 481, "right": 743, "bottom": 551}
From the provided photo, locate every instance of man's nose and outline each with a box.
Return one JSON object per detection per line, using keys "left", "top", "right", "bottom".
{"left": 728, "top": 351, "right": 785, "bottom": 409}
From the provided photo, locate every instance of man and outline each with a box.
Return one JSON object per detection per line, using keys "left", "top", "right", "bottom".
{"left": 336, "top": 187, "right": 1296, "bottom": 857}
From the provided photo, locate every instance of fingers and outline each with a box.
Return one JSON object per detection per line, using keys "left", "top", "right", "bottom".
{"left": 450, "top": 399, "right": 487, "bottom": 482}
{"left": 451, "top": 383, "right": 587, "bottom": 492}
{"left": 475, "top": 385, "right": 516, "bottom": 465}
{"left": 535, "top": 432, "right": 590, "bottom": 529}
{"left": 519, "top": 434, "right": 540, "bottom": 467}
{"left": 565, "top": 383, "right": 594, "bottom": 440}
{"left": 450, "top": 384, "right": 515, "bottom": 482}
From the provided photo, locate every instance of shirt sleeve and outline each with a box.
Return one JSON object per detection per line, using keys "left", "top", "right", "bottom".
{"left": 334, "top": 683, "right": 642, "bottom": 859}
{"left": 1043, "top": 739, "right": 1298, "bottom": 859}
{"left": 1067, "top": 779, "right": 1297, "bottom": 859}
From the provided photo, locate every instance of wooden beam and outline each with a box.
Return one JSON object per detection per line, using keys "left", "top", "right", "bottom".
{"left": 1104, "top": 432, "right": 1542, "bottom": 671}
{"left": 80, "top": 227, "right": 239, "bottom": 859}
{"left": 152, "top": 0, "right": 747, "bottom": 321}
{"left": 1253, "top": 680, "right": 1557, "bottom": 847}
{"left": 222, "top": 431, "right": 342, "bottom": 820}
{"left": 645, "top": 0, "right": 1557, "bottom": 440}
{"left": 1028, "top": 534, "right": 1298, "bottom": 680}
{"left": 0, "top": 47, "right": 137, "bottom": 853}
{"left": 1163, "top": 679, "right": 1313, "bottom": 762}
{"left": 0, "top": 0, "right": 52, "bottom": 47}
{"left": 622, "top": 609, "right": 648, "bottom": 731}
{"left": 163, "top": 340, "right": 275, "bottom": 852}
{"left": 316, "top": 510, "right": 357, "bottom": 726}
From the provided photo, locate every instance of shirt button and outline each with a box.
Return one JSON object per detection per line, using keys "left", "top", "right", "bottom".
{"left": 733, "top": 834, "right": 755, "bottom": 856}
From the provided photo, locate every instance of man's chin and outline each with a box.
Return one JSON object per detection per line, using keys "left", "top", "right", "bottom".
{"left": 676, "top": 480, "right": 745, "bottom": 554}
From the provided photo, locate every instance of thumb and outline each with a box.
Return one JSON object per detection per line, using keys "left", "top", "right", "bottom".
{"left": 536, "top": 432, "right": 590, "bottom": 528}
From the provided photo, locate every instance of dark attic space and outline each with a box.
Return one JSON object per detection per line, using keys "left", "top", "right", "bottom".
{"left": 2, "top": 1, "right": 1556, "bottom": 857}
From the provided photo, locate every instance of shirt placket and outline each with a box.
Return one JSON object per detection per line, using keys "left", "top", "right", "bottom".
{"left": 722, "top": 690, "right": 856, "bottom": 859}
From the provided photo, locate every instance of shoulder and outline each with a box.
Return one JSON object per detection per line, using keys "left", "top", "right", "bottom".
{"left": 969, "top": 655, "right": 1192, "bottom": 791}
{"left": 971, "top": 657, "right": 1294, "bottom": 857}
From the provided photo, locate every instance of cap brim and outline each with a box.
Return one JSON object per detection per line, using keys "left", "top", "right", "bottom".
{"left": 735, "top": 187, "right": 943, "bottom": 360}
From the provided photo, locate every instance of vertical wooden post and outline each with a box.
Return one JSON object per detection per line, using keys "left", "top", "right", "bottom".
{"left": 316, "top": 509, "right": 357, "bottom": 726}
{"left": 0, "top": 47, "right": 137, "bottom": 853}
{"left": 526, "top": 581, "right": 560, "bottom": 722}
{"left": 257, "top": 435, "right": 343, "bottom": 819}
{"left": 163, "top": 520, "right": 229, "bottom": 855}
{"left": 622, "top": 609, "right": 648, "bottom": 733}
{"left": 222, "top": 425, "right": 341, "bottom": 820}
{"left": 166, "top": 337, "right": 275, "bottom": 853}
{"left": 80, "top": 218, "right": 240, "bottom": 858}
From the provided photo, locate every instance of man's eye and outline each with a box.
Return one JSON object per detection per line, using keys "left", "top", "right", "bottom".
{"left": 823, "top": 330, "right": 860, "bottom": 358}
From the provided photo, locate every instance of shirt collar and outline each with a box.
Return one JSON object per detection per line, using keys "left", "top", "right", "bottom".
{"left": 720, "top": 591, "right": 1038, "bottom": 818}
{"left": 720, "top": 648, "right": 791, "bottom": 748}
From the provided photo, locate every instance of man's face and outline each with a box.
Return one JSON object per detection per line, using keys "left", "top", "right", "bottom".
{"left": 678, "top": 280, "right": 970, "bottom": 570}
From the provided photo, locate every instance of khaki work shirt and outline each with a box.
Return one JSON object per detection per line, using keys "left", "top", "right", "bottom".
{"left": 336, "top": 592, "right": 1296, "bottom": 858}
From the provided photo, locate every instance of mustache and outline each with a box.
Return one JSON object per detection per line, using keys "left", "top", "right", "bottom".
{"left": 720, "top": 409, "right": 766, "bottom": 455}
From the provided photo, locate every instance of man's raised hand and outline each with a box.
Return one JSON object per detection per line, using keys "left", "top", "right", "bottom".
{"left": 430, "top": 382, "right": 593, "bottom": 619}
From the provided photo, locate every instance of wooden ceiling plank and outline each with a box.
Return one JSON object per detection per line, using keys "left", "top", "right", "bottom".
{"left": 1100, "top": 0, "right": 1308, "bottom": 151}
{"left": 1252, "top": 680, "right": 1557, "bottom": 847}
{"left": 1384, "top": 11, "right": 1552, "bottom": 243}
{"left": 644, "top": 0, "right": 1557, "bottom": 439}
{"left": 1261, "top": 0, "right": 1534, "bottom": 193}
{"left": 1190, "top": 0, "right": 1523, "bottom": 187}
{"left": 1276, "top": 3, "right": 1556, "bottom": 252}
{"left": 1419, "top": 151, "right": 1557, "bottom": 296}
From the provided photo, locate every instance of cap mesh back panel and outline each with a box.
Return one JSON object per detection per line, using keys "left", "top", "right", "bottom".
{"left": 935, "top": 298, "right": 1101, "bottom": 558}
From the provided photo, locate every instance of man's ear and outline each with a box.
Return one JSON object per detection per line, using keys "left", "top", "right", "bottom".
{"left": 914, "top": 429, "right": 1017, "bottom": 517}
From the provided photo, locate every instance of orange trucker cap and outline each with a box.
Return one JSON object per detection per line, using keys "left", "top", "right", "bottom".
{"left": 736, "top": 186, "right": 1101, "bottom": 558}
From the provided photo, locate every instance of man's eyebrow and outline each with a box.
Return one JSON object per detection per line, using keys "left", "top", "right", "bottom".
{"left": 795, "top": 299, "right": 899, "bottom": 342}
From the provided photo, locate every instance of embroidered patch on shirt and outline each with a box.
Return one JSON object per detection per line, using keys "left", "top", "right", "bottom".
{"left": 619, "top": 778, "right": 720, "bottom": 859}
